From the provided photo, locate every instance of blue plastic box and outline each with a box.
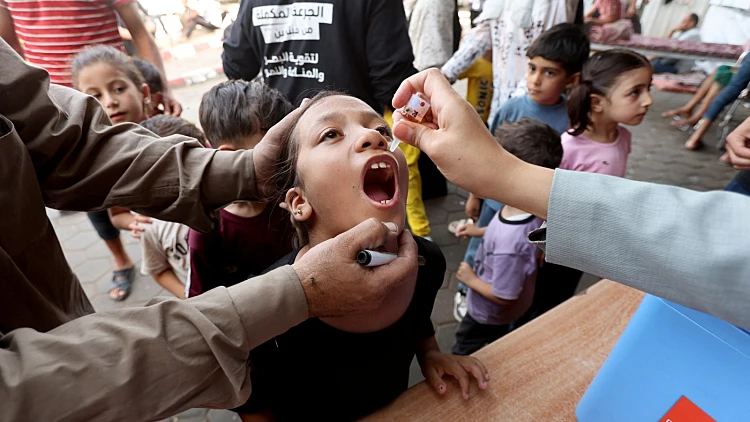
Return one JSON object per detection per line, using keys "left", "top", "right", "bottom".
{"left": 577, "top": 294, "right": 750, "bottom": 421}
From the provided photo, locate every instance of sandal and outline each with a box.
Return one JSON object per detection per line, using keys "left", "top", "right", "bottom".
{"left": 108, "top": 266, "right": 135, "bottom": 301}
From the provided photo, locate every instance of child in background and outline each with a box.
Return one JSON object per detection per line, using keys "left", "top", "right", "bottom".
{"left": 452, "top": 118, "right": 563, "bottom": 356}
{"left": 187, "top": 80, "right": 295, "bottom": 297}
{"left": 71, "top": 45, "right": 152, "bottom": 301}
{"left": 584, "top": 0, "right": 622, "bottom": 26}
{"left": 235, "top": 92, "right": 488, "bottom": 422}
{"left": 489, "top": 23, "right": 589, "bottom": 135}
{"left": 562, "top": 49, "right": 653, "bottom": 177}
{"left": 455, "top": 23, "right": 590, "bottom": 322}
{"left": 132, "top": 58, "right": 165, "bottom": 117}
{"left": 109, "top": 116, "right": 207, "bottom": 299}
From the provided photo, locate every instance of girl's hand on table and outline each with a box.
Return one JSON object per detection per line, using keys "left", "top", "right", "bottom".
{"left": 421, "top": 350, "right": 489, "bottom": 399}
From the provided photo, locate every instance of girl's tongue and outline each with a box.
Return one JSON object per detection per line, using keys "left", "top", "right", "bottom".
{"left": 363, "top": 162, "right": 395, "bottom": 204}
{"left": 364, "top": 184, "right": 390, "bottom": 202}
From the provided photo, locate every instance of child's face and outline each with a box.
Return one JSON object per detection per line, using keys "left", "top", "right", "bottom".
{"left": 77, "top": 63, "right": 149, "bottom": 124}
{"left": 526, "top": 57, "right": 574, "bottom": 105}
{"left": 598, "top": 67, "right": 654, "bottom": 126}
{"left": 290, "top": 96, "right": 409, "bottom": 242}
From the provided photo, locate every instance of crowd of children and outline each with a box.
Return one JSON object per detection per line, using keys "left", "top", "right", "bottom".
{"left": 452, "top": 23, "right": 653, "bottom": 351}
{"left": 67, "top": 16, "right": 654, "bottom": 418}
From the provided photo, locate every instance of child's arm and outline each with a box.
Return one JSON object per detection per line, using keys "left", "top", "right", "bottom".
{"left": 417, "top": 336, "right": 489, "bottom": 399}
{"left": 109, "top": 207, "right": 152, "bottom": 239}
{"left": 441, "top": 22, "right": 491, "bottom": 84}
{"left": 455, "top": 222, "right": 487, "bottom": 239}
{"left": 0, "top": 7, "right": 24, "bottom": 58}
{"left": 455, "top": 262, "right": 516, "bottom": 306}
{"left": 465, "top": 193, "right": 481, "bottom": 221}
{"left": 152, "top": 269, "right": 187, "bottom": 300}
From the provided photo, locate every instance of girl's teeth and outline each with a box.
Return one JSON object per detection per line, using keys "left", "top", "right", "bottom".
{"left": 370, "top": 161, "right": 392, "bottom": 170}
{"left": 380, "top": 199, "right": 391, "bottom": 205}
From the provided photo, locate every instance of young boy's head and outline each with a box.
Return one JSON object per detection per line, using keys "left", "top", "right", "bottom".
{"left": 494, "top": 117, "right": 562, "bottom": 169}
{"left": 141, "top": 115, "right": 207, "bottom": 146}
{"left": 132, "top": 58, "right": 164, "bottom": 116}
{"left": 525, "top": 23, "right": 590, "bottom": 106}
{"left": 199, "top": 80, "right": 293, "bottom": 151}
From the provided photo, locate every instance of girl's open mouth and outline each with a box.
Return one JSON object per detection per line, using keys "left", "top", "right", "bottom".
{"left": 362, "top": 155, "right": 399, "bottom": 208}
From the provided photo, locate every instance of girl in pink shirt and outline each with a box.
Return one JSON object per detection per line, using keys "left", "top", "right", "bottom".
{"left": 561, "top": 49, "right": 653, "bottom": 177}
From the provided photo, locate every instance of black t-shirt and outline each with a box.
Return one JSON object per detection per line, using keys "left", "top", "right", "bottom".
{"left": 222, "top": 0, "right": 417, "bottom": 112}
{"left": 236, "top": 236, "right": 445, "bottom": 420}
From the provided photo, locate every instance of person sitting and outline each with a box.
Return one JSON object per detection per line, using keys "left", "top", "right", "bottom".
{"left": 584, "top": 0, "right": 621, "bottom": 27}
{"left": 682, "top": 56, "right": 750, "bottom": 157}
{"left": 182, "top": 0, "right": 224, "bottom": 39}
{"left": 651, "top": 13, "right": 701, "bottom": 75}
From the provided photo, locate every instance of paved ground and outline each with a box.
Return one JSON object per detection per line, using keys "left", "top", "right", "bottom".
{"left": 47, "top": 54, "right": 748, "bottom": 420}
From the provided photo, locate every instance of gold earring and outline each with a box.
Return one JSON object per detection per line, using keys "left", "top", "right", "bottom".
{"left": 296, "top": 208, "right": 303, "bottom": 216}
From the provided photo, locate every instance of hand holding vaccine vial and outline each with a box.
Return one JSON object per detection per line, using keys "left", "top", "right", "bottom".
{"left": 390, "top": 93, "right": 431, "bottom": 152}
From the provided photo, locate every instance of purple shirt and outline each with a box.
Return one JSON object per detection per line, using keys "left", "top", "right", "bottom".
{"left": 467, "top": 209, "right": 542, "bottom": 326}
{"left": 560, "top": 126, "right": 631, "bottom": 177}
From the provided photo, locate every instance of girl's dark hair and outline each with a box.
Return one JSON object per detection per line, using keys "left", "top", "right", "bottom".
{"left": 141, "top": 115, "right": 206, "bottom": 146}
{"left": 567, "top": 49, "right": 651, "bottom": 136}
{"left": 199, "top": 80, "right": 293, "bottom": 148}
{"left": 132, "top": 58, "right": 164, "bottom": 93}
{"left": 271, "top": 90, "right": 345, "bottom": 246}
{"left": 71, "top": 45, "right": 145, "bottom": 90}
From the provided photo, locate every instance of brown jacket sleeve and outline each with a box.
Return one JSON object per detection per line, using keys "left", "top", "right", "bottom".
{"left": 0, "top": 266, "right": 308, "bottom": 421}
{"left": 0, "top": 40, "right": 256, "bottom": 232}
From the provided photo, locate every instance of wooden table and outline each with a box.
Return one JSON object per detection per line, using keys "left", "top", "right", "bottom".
{"left": 365, "top": 280, "right": 645, "bottom": 422}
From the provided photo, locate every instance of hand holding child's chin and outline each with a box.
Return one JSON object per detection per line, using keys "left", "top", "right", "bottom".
{"left": 292, "top": 218, "right": 418, "bottom": 318}
{"left": 421, "top": 350, "right": 490, "bottom": 399}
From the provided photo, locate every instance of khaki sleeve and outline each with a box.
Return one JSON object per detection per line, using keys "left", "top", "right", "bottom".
{"left": 0, "top": 40, "right": 257, "bottom": 232}
{"left": 0, "top": 266, "right": 308, "bottom": 422}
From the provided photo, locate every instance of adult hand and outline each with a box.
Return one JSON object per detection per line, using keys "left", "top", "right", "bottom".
{"left": 159, "top": 90, "right": 183, "bottom": 116}
{"left": 391, "top": 68, "right": 512, "bottom": 201}
{"left": 292, "top": 219, "right": 419, "bottom": 318}
{"left": 726, "top": 116, "right": 750, "bottom": 170}
{"left": 253, "top": 104, "right": 306, "bottom": 198}
{"left": 392, "top": 69, "right": 554, "bottom": 219}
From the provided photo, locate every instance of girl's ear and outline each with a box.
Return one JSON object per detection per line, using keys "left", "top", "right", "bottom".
{"left": 285, "top": 187, "right": 312, "bottom": 222}
{"left": 590, "top": 93, "right": 605, "bottom": 113}
{"left": 566, "top": 72, "right": 581, "bottom": 89}
{"left": 140, "top": 83, "right": 153, "bottom": 117}
{"left": 140, "top": 83, "right": 151, "bottom": 103}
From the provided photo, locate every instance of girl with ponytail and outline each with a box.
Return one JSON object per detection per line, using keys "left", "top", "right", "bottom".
{"left": 561, "top": 49, "right": 653, "bottom": 177}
